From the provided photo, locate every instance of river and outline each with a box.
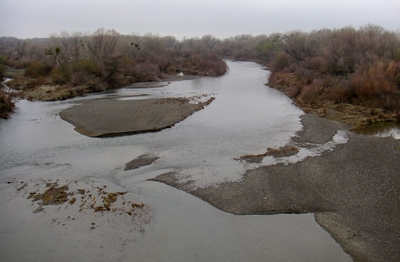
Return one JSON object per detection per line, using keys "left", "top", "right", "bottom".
{"left": 0, "top": 61, "right": 351, "bottom": 261}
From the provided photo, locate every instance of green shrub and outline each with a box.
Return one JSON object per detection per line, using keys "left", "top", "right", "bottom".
{"left": 394, "top": 47, "right": 400, "bottom": 61}
{"left": 72, "top": 60, "right": 100, "bottom": 75}
{"left": 50, "top": 64, "right": 71, "bottom": 84}
{"left": 25, "top": 61, "right": 51, "bottom": 78}
{"left": 0, "top": 55, "right": 8, "bottom": 80}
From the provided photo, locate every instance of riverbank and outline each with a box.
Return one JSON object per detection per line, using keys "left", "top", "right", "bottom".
{"left": 267, "top": 72, "right": 399, "bottom": 128}
{"left": 5, "top": 74, "right": 200, "bottom": 102}
{"left": 151, "top": 114, "right": 400, "bottom": 262}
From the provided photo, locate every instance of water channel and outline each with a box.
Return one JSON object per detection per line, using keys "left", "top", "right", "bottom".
{"left": 0, "top": 61, "right": 351, "bottom": 261}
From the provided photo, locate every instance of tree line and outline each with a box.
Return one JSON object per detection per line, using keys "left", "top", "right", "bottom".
{"left": 1, "top": 28, "right": 228, "bottom": 90}
{"left": 1, "top": 24, "right": 400, "bottom": 118}
{"left": 214, "top": 25, "right": 400, "bottom": 114}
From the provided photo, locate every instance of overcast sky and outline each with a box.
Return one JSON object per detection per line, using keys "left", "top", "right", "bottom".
{"left": 1, "top": 0, "right": 399, "bottom": 39}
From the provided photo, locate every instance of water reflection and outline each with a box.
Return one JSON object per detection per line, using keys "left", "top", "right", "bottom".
{"left": 352, "top": 121, "right": 400, "bottom": 139}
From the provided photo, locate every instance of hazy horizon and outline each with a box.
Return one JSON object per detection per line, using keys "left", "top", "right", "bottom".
{"left": 1, "top": 0, "right": 399, "bottom": 40}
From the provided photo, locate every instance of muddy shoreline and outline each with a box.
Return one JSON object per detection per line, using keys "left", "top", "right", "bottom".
{"left": 152, "top": 114, "right": 400, "bottom": 262}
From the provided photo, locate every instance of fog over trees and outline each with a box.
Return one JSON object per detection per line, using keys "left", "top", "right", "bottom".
{"left": 1, "top": 24, "right": 400, "bottom": 118}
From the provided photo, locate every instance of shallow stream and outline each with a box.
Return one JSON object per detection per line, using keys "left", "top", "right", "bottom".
{"left": 0, "top": 61, "right": 351, "bottom": 261}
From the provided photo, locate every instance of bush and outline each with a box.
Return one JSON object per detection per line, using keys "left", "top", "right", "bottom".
{"left": 328, "top": 81, "right": 354, "bottom": 104}
{"left": 24, "top": 61, "right": 52, "bottom": 78}
{"left": 269, "top": 52, "right": 291, "bottom": 72}
{"left": 25, "top": 76, "right": 47, "bottom": 89}
{"left": 0, "top": 64, "right": 6, "bottom": 81}
{"left": 72, "top": 60, "right": 100, "bottom": 75}
{"left": 304, "top": 56, "right": 329, "bottom": 74}
{"left": 299, "top": 85, "right": 321, "bottom": 105}
{"left": 128, "top": 62, "right": 159, "bottom": 82}
{"left": 0, "top": 89, "right": 14, "bottom": 118}
{"left": 49, "top": 64, "right": 71, "bottom": 84}
{"left": 181, "top": 53, "right": 227, "bottom": 76}
{"left": 384, "top": 61, "right": 400, "bottom": 87}
{"left": 0, "top": 55, "right": 9, "bottom": 81}
{"left": 394, "top": 47, "right": 400, "bottom": 61}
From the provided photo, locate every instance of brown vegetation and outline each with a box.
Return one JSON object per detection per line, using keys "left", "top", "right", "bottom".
{"left": 0, "top": 89, "right": 14, "bottom": 119}
{"left": 267, "top": 26, "right": 400, "bottom": 124}
{"left": 0, "top": 29, "right": 228, "bottom": 103}
{"left": 1, "top": 25, "right": 399, "bottom": 124}
{"left": 0, "top": 55, "right": 15, "bottom": 118}
{"left": 12, "top": 178, "right": 150, "bottom": 231}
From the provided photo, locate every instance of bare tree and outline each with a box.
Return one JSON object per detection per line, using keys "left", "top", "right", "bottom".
{"left": 86, "top": 28, "right": 120, "bottom": 63}
{"left": 70, "top": 31, "right": 84, "bottom": 62}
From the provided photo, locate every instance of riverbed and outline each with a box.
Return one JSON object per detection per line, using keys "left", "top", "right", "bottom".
{"left": 0, "top": 61, "right": 351, "bottom": 261}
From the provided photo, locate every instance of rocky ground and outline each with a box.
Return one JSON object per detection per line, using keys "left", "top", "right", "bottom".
{"left": 152, "top": 114, "right": 400, "bottom": 262}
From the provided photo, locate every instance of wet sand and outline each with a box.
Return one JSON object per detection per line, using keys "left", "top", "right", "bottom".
{"left": 59, "top": 97, "right": 211, "bottom": 137}
{"left": 152, "top": 114, "right": 400, "bottom": 262}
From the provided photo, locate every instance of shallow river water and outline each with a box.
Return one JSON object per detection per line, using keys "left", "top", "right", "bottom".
{"left": 0, "top": 61, "right": 351, "bottom": 261}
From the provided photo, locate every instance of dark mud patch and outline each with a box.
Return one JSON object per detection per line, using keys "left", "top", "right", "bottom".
{"left": 124, "top": 154, "right": 159, "bottom": 171}
{"left": 235, "top": 145, "right": 300, "bottom": 163}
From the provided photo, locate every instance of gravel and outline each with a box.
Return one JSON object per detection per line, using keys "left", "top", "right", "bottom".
{"left": 153, "top": 114, "right": 400, "bottom": 262}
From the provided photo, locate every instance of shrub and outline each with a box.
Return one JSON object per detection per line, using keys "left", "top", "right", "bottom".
{"left": 299, "top": 85, "right": 320, "bottom": 104}
{"left": 328, "top": 82, "right": 354, "bottom": 104}
{"left": 269, "top": 52, "right": 291, "bottom": 72}
{"left": 0, "top": 89, "right": 14, "bottom": 118}
{"left": 127, "top": 62, "right": 159, "bottom": 82}
{"left": 384, "top": 61, "right": 400, "bottom": 87}
{"left": 336, "top": 61, "right": 400, "bottom": 110}
{"left": 394, "top": 47, "right": 400, "bottom": 61}
{"left": 89, "top": 78, "right": 107, "bottom": 91}
{"left": 0, "top": 55, "right": 8, "bottom": 81}
{"left": 25, "top": 76, "right": 47, "bottom": 89}
{"left": 24, "top": 61, "right": 51, "bottom": 78}
{"left": 50, "top": 64, "right": 71, "bottom": 84}
{"left": 304, "top": 56, "right": 329, "bottom": 74}
{"left": 72, "top": 60, "right": 100, "bottom": 75}
{"left": 0, "top": 64, "right": 6, "bottom": 81}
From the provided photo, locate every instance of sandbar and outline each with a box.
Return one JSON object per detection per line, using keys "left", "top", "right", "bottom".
{"left": 60, "top": 97, "right": 212, "bottom": 137}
